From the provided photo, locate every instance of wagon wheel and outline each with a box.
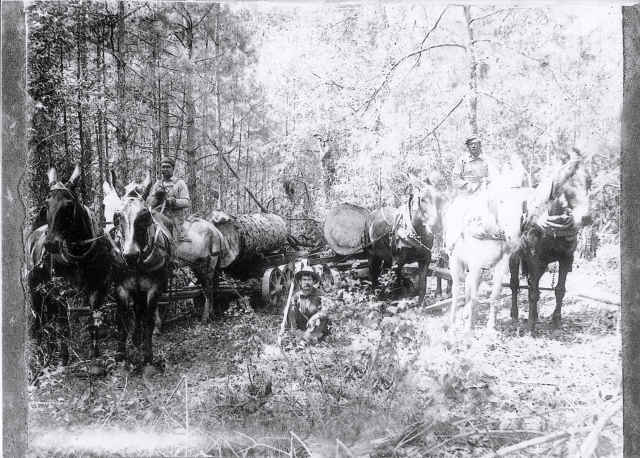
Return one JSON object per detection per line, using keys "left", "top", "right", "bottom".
{"left": 261, "top": 267, "right": 288, "bottom": 309}
{"left": 281, "top": 263, "right": 296, "bottom": 293}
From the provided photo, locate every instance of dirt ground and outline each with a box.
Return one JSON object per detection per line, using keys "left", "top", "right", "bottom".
{"left": 26, "top": 244, "right": 621, "bottom": 457}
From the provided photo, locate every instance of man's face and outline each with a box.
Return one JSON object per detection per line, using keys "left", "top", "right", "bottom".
{"left": 467, "top": 140, "right": 482, "bottom": 158}
{"left": 300, "top": 274, "right": 315, "bottom": 293}
{"left": 161, "top": 163, "right": 174, "bottom": 180}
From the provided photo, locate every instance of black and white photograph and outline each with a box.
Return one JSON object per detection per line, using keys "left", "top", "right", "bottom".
{"left": 5, "top": 1, "right": 636, "bottom": 456}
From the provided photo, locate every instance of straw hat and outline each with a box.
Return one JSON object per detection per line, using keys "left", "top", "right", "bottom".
{"left": 294, "top": 265, "right": 321, "bottom": 283}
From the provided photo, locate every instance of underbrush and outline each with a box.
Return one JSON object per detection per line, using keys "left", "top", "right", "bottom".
{"left": 27, "top": 252, "right": 622, "bottom": 457}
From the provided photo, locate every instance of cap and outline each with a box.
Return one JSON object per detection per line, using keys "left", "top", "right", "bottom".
{"left": 160, "top": 157, "right": 175, "bottom": 167}
{"left": 465, "top": 135, "right": 481, "bottom": 145}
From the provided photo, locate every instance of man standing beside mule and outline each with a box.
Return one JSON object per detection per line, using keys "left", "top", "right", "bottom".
{"left": 147, "top": 157, "right": 191, "bottom": 242}
{"left": 451, "top": 135, "right": 499, "bottom": 196}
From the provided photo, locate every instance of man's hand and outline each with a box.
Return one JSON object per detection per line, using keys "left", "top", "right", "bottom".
{"left": 165, "top": 197, "right": 177, "bottom": 207}
{"left": 467, "top": 182, "right": 480, "bottom": 193}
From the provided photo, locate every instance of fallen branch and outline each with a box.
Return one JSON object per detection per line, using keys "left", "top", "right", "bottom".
{"left": 576, "top": 397, "right": 622, "bottom": 458}
{"left": 484, "top": 426, "right": 592, "bottom": 457}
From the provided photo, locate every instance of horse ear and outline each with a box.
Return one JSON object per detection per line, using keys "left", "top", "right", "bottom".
{"left": 407, "top": 175, "right": 426, "bottom": 190}
{"left": 67, "top": 162, "right": 82, "bottom": 189}
{"left": 47, "top": 167, "right": 58, "bottom": 186}
{"left": 428, "top": 171, "right": 441, "bottom": 187}
{"left": 140, "top": 168, "right": 153, "bottom": 200}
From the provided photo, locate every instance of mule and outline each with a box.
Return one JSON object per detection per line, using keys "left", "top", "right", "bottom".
{"left": 363, "top": 176, "right": 442, "bottom": 305}
{"left": 104, "top": 172, "right": 228, "bottom": 329}
{"left": 445, "top": 181, "right": 531, "bottom": 332}
{"left": 509, "top": 146, "right": 592, "bottom": 334}
{"left": 26, "top": 164, "right": 111, "bottom": 365}
{"left": 108, "top": 172, "right": 174, "bottom": 366}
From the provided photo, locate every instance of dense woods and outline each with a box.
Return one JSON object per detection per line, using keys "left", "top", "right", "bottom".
{"left": 19, "top": 3, "right": 627, "bottom": 457}
{"left": 26, "top": 2, "right": 621, "bottom": 247}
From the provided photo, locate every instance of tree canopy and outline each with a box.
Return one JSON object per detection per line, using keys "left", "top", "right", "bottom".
{"left": 26, "top": 2, "right": 621, "bottom": 243}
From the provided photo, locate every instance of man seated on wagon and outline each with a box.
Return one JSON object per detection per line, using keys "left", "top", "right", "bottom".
{"left": 451, "top": 135, "right": 500, "bottom": 196}
{"left": 146, "top": 156, "right": 191, "bottom": 242}
{"left": 280, "top": 266, "right": 331, "bottom": 344}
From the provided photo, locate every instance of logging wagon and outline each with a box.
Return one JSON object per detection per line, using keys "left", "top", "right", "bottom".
{"left": 169, "top": 202, "right": 617, "bottom": 315}
{"left": 159, "top": 202, "right": 453, "bottom": 314}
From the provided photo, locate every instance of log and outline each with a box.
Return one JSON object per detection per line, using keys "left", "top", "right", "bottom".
{"left": 206, "top": 210, "right": 289, "bottom": 274}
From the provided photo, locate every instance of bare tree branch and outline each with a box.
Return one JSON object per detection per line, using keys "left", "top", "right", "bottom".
{"left": 468, "top": 7, "right": 516, "bottom": 25}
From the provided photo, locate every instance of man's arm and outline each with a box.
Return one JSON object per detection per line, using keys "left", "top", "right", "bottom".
{"left": 172, "top": 180, "right": 191, "bottom": 209}
{"left": 451, "top": 156, "right": 469, "bottom": 191}
{"left": 146, "top": 181, "right": 160, "bottom": 206}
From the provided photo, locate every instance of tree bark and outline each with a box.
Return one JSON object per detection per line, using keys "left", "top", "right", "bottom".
{"left": 183, "top": 11, "right": 198, "bottom": 213}
{"left": 206, "top": 211, "right": 288, "bottom": 273}
{"left": 622, "top": 5, "right": 640, "bottom": 456}
{"left": 463, "top": 6, "right": 478, "bottom": 134}
{"left": 115, "top": 1, "right": 128, "bottom": 181}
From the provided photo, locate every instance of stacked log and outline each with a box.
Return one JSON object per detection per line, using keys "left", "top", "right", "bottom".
{"left": 206, "top": 210, "right": 288, "bottom": 276}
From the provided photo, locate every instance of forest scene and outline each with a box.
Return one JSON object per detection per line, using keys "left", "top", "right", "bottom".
{"left": 23, "top": 1, "right": 622, "bottom": 457}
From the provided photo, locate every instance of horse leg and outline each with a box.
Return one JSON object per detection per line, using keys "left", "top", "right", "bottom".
{"left": 114, "top": 285, "right": 130, "bottom": 362}
{"left": 552, "top": 259, "right": 571, "bottom": 330}
{"left": 463, "top": 264, "right": 481, "bottom": 332}
{"left": 368, "top": 255, "right": 383, "bottom": 296}
{"left": 487, "top": 254, "right": 511, "bottom": 330}
{"left": 143, "top": 287, "right": 162, "bottom": 367}
{"left": 87, "top": 289, "right": 103, "bottom": 359}
{"left": 449, "top": 253, "right": 462, "bottom": 325}
{"left": 509, "top": 254, "right": 521, "bottom": 322}
{"left": 56, "top": 298, "right": 70, "bottom": 366}
{"left": 527, "top": 263, "right": 544, "bottom": 335}
{"left": 417, "top": 256, "right": 430, "bottom": 305}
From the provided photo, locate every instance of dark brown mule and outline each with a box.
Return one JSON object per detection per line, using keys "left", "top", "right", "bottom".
{"left": 26, "top": 164, "right": 111, "bottom": 365}
{"left": 363, "top": 177, "right": 442, "bottom": 305}
{"left": 108, "top": 172, "right": 174, "bottom": 366}
{"left": 509, "top": 146, "right": 592, "bottom": 334}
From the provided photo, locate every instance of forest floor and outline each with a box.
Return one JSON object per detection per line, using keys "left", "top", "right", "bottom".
{"left": 26, "top": 244, "right": 621, "bottom": 458}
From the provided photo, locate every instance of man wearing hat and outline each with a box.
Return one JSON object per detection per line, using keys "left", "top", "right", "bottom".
{"left": 451, "top": 135, "right": 498, "bottom": 195}
{"left": 147, "top": 157, "right": 191, "bottom": 242}
{"left": 282, "top": 266, "right": 330, "bottom": 341}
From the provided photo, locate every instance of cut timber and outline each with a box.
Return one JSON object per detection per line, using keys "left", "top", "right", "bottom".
{"left": 502, "top": 283, "right": 621, "bottom": 306}
{"left": 324, "top": 203, "right": 370, "bottom": 255}
{"left": 206, "top": 210, "right": 288, "bottom": 274}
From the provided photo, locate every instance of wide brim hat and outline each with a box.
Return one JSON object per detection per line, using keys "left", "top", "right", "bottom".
{"left": 294, "top": 265, "right": 321, "bottom": 283}
{"left": 465, "top": 135, "right": 481, "bottom": 145}
{"left": 160, "top": 157, "right": 176, "bottom": 167}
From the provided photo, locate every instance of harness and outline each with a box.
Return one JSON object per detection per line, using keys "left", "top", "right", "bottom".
{"left": 39, "top": 183, "right": 107, "bottom": 266}
{"left": 107, "top": 195, "right": 175, "bottom": 272}
{"left": 383, "top": 194, "right": 433, "bottom": 254}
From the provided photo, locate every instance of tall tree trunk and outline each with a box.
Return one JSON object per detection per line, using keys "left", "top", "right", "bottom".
{"left": 60, "top": 46, "right": 70, "bottom": 161}
{"left": 213, "top": 3, "right": 226, "bottom": 210}
{"left": 622, "top": 6, "right": 640, "bottom": 455}
{"left": 76, "top": 8, "right": 93, "bottom": 205}
{"left": 95, "top": 34, "right": 105, "bottom": 224}
{"left": 115, "top": 1, "right": 128, "bottom": 181}
{"left": 463, "top": 6, "right": 478, "bottom": 134}
{"left": 184, "top": 15, "right": 198, "bottom": 213}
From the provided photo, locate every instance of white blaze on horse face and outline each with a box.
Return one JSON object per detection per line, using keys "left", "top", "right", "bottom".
{"left": 120, "top": 199, "right": 143, "bottom": 258}
{"left": 103, "top": 182, "right": 121, "bottom": 226}
{"left": 498, "top": 190, "right": 527, "bottom": 248}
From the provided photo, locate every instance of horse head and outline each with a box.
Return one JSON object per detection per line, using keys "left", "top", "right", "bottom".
{"left": 112, "top": 170, "right": 155, "bottom": 267}
{"left": 42, "top": 163, "right": 82, "bottom": 254}
{"left": 407, "top": 175, "right": 443, "bottom": 236}
{"left": 549, "top": 146, "right": 592, "bottom": 229}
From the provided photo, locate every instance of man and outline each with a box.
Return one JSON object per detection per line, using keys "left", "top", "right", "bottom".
{"left": 281, "top": 266, "right": 330, "bottom": 343}
{"left": 451, "top": 135, "right": 499, "bottom": 195}
{"left": 146, "top": 157, "right": 191, "bottom": 242}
